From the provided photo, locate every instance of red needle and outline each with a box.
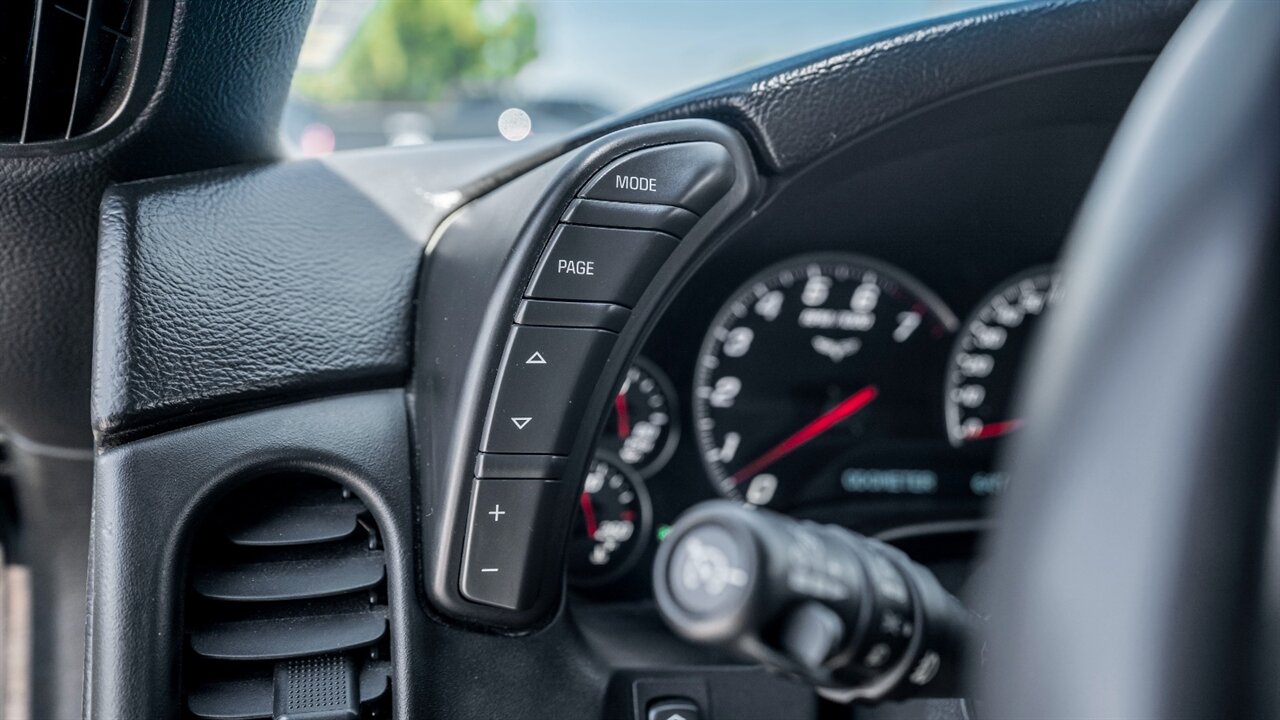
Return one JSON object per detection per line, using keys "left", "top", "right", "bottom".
{"left": 614, "top": 392, "right": 631, "bottom": 439}
{"left": 732, "top": 385, "right": 879, "bottom": 485}
{"left": 579, "top": 492, "right": 599, "bottom": 537}
{"left": 967, "top": 418, "right": 1023, "bottom": 440}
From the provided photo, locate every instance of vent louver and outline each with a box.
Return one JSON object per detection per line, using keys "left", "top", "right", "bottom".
{"left": 183, "top": 475, "right": 392, "bottom": 720}
{"left": 1, "top": 0, "right": 141, "bottom": 144}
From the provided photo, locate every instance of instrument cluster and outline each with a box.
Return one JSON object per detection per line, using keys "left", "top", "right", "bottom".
{"left": 570, "top": 250, "right": 1062, "bottom": 593}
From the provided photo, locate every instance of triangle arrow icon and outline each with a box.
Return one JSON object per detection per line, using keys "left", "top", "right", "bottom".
{"left": 526, "top": 351, "right": 547, "bottom": 365}
{"left": 511, "top": 417, "right": 532, "bottom": 430}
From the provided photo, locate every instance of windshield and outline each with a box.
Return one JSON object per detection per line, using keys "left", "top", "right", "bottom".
{"left": 285, "top": 0, "right": 1014, "bottom": 156}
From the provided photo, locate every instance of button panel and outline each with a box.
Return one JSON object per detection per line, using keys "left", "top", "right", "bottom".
{"left": 526, "top": 224, "right": 678, "bottom": 307}
{"left": 460, "top": 478, "right": 562, "bottom": 610}
{"left": 578, "top": 142, "right": 734, "bottom": 213}
{"left": 479, "top": 325, "right": 617, "bottom": 454}
{"left": 452, "top": 136, "right": 738, "bottom": 618}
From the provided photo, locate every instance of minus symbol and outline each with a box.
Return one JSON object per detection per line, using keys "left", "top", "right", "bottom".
{"left": 481, "top": 568, "right": 499, "bottom": 573}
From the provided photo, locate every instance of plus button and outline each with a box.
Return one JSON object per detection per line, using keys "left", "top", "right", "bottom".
{"left": 488, "top": 504, "right": 506, "bottom": 522}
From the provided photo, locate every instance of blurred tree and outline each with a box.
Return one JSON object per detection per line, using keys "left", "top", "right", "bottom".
{"left": 294, "top": 0, "right": 538, "bottom": 102}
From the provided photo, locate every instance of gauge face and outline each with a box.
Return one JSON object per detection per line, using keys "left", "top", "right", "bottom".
{"left": 693, "top": 254, "right": 957, "bottom": 507}
{"left": 568, "top": 455, "right": 651, "bottom": 587}
{"left": 945, "top": 267, "right": 1061, "bottom": 446}
{"left": 598, "top": 359, "right": 679, "bottom": 477}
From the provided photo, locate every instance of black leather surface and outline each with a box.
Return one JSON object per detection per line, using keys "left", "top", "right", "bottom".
{"left": 0, "top": 0, "right": 316, "bottom": 448}
{"left": 610, "top": 0, "right": 1195, "bottom": 173}
{"left": 92, "top": 140, "right": 552, "bottom": 441}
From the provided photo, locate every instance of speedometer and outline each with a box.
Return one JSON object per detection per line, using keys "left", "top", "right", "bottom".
{"left": 945, "top": 267, "right": 1061, "bottom": 446}
{"left": 693, "top": 254, "right": 957, "bottom": 507}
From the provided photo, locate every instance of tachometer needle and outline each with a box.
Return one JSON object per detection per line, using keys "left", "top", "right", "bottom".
{"left": 614, "top": 392, "right": 631, "bottom": 439}
{"left": 967, "top": 418, "right": 1023, "bottom": 440}
{"left": 732, "top": 385, "right": 879, "bottom": 485}
{"left": 580, "top": 492, "right": 599, "bottom": 537}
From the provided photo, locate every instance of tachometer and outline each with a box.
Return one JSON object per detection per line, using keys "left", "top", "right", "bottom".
{"left": 568, "top": 455, "right": 651, "bottom": 587}
{"left": 945, "top": 267, "right": 1061, "bottom": 446}
{"left": 693, "top": 254, "right": 957, "bottom": 507}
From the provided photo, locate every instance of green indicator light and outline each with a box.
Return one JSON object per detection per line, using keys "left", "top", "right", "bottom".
{"left": 656, "top": 524, "right": 672, "bottom": 542}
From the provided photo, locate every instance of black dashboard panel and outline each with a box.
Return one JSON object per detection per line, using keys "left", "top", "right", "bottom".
{"left": 79, "top": 2, "right": 1197, "bottom": 718}
{"left": 621, "top": 0, "right": 1191, "bottom": 172}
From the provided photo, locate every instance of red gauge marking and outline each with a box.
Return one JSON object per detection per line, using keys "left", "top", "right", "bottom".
{"left": 579, "top": 492, "right": 598, "bottom": 537}
{"left": 732, "top": 385, "right": 879, "bottom": 485}
{"left": 967, "top": 418, "right": 1023, "bottom": 440}
{"left": 614, "top": 392, "right": 631, "bottom": 439}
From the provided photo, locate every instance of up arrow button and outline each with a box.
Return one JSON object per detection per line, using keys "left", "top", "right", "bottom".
{"left": 480, "top": 326, "right": 618, "bottom": 454}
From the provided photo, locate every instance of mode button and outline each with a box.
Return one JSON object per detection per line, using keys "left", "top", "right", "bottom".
{"left": 579, "top": 142, "right": 734, "bottom": 214}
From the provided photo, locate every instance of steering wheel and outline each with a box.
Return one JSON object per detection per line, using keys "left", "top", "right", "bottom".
{"left": 977, "top": 1, "right": 1280, "bottom": 717}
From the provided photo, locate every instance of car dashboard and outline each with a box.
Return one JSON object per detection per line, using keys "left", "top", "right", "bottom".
{"left": 56, "top": 2, "right": 1203, "bottom": 718}
{"left": 570, "top": 114, "right": 1105, "bottom": 601}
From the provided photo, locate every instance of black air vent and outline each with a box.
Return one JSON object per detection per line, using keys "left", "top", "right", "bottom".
{"left": 183, "top": 475, "right": 392, "bottom": 720}
{"left": 1, "top": 0, "right": 141, "bottom": 143}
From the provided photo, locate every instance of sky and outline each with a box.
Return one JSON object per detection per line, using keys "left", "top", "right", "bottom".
{"left": 514, "top": 0, "right": 1017, "bottom": 112}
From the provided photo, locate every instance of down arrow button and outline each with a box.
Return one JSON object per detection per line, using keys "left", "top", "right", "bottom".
{"left": 480, "top": 325, "right": 617, "bottom": 455}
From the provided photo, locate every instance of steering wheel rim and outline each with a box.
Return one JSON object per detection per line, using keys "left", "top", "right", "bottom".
{"left": 977, "top": 1, "right": 1280, "bottom": 718}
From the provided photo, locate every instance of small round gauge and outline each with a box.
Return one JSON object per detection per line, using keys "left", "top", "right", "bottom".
{"left": 568, "top": 455, "right": 652, "bottom": 587}
{"left": 598, "top": 359, "right": 679, "bottom": 477}
{"left": 945, "top": 267, "right": 1062, "bottom": 446}
{"left": 693, "top": 254, "right": 957, "bottom": 507}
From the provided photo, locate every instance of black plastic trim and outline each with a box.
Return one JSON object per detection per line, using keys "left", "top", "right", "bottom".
{"left": 192, "top": 552, "right": 386, "bottom": 602}
{"left": 84, "top": 391, "right": 424, "bottom": 720}
{"left": 189, "top": 611, "right": 388, "bottom": 661}
{"left": 515, "top": 299, "right": 632, "bottom": 332}
{"left": 224, "top": 501, "right": 364, "bottom": 547}
{"left": 0, "top": 0, "right": 172, "bottom": 154}
{"left": 562, "top": 198, "right": 700, "bottom": 237}
{"left": 474, "top": 452, "right": 566, "bottom": 479}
